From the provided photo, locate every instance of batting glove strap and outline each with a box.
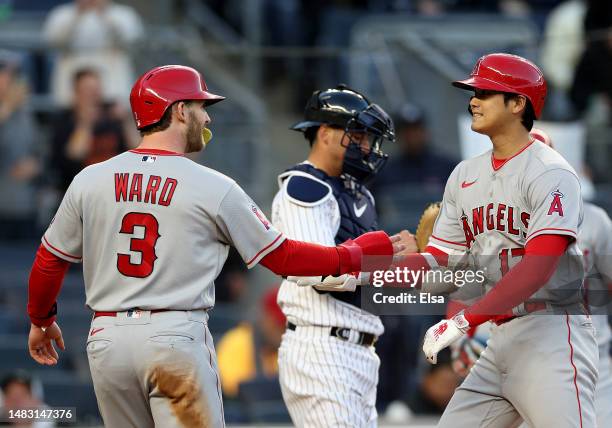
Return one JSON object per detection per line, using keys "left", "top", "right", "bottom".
{"left": 451, "top": 310, "right": 470, "bottom": 334}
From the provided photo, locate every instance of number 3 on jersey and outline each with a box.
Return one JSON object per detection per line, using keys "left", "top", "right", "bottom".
{"left": 117, "top": 212, "right": 160, "bottom": 278}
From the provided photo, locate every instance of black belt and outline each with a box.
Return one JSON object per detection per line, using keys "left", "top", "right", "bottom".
{"left": 287, "top": 322, "right": 377, "bottom": 347}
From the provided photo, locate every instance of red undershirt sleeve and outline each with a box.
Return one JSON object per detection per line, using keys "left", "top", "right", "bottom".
{"left": 259, "top": 238, "right": 351, "bottom": 277}
{"left": 27, "top": 245, "right": 71, "bottom": 327}
{"left": 464, "top": 234, "right": 571, "bottom": 326}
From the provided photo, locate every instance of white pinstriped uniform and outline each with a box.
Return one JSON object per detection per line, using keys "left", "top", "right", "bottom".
{"left": 272, "top": 164, "right": 382, "bottom": 427}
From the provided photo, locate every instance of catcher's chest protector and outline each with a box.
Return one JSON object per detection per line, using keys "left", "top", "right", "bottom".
{"left": 286, "top": 163, "right": 378, "bottom": 308}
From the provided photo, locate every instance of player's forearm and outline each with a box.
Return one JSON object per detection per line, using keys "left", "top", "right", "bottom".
{"left": 260, "top": 231, "right": 393, "bottom": 276}
{"left": 260, "top": 239, "right": 345, "bottom": 276}
{"left": 27, "top": 245, "right": 70, "bottom": 327}
{"left": 464, "top": 235, "right": 570, "bottom": 326}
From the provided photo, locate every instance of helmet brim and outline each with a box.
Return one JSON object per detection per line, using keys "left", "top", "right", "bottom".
{"left": 290, "top": 120, "right": 322, "bottom": 131}
{"left": 452, "top": 76, "right": 518, "bottom": 95}
{"left": 200, "top": 90, "right": 225, "bottom": 106}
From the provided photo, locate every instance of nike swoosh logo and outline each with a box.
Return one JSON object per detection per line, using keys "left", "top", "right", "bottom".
{"left": 90, "top": 328, "right": 105, "bottom": 336}
{"left": 461, "top": 180, "right": 477, "bottom": 188}
{"left": 353, "top": 202, "right": 367, "bottom": 218}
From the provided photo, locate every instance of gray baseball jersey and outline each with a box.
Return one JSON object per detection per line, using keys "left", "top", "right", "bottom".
{"left": 579, "top": 202, "right": 612, "bottom": 346}
{"left": 433, "top": 141, "right": 599, "bottom": 428}
{"left": 43, "top": 148, "right": 285, "bottom": 311}
{"left": 578, "top": 202, "right": 612, "bottom": 428}
{"left": 431, "top": 141, "right": 584, "bottom": 306}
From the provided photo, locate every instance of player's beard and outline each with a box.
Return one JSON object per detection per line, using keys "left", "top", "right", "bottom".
{"left": 185, "top": 111, "right": 205, "bottom": 153}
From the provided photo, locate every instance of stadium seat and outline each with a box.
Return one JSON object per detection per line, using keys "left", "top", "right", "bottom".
{"left": 238, "top": 377, "right": 291, "bottom": 423}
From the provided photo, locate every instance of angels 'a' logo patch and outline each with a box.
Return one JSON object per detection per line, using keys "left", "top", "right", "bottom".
{"left": 547, "top": 190, "right": 564, "bottom": 216}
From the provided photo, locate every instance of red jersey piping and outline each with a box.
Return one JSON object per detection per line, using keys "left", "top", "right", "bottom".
{"left": 129, "top": 149, "right": 185, "bottom": 157}
{"left": 247, "top": 233, "right": 284, "bottom": 266}
{"left": 42, "top": 236, "right": 82, "bottom": 260}
{"left": 490, "top": 140, "right": 534, "bottom": 171}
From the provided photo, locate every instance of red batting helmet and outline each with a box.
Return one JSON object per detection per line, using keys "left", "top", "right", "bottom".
{"left": 130, "top": 65, "right": 225, "bottom": 130}
{"left": 453, "top": 53, "right": 547, "bottom": 119}
{"left": 530, "top": 128, "right": 554, "bottom": 148}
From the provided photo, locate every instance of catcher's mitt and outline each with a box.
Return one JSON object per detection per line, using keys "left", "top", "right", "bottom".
{"left": 415, "top": 202, "right": 441, "bottom": 252}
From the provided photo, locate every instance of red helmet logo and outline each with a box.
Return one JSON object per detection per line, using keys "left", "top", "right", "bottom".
{"left": 453, "top": 53, "right": 547, "bottom": 118}
{"left": 130, "top": 65, "right": 225, "bottom": 130}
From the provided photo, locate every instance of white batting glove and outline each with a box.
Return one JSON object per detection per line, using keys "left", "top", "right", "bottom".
{"left": 288, "top": 276, "right": 323, "bottom": 287}
{"left": 423, "top": 311, "right": 470, "bottom": 364}
{"left": 287, "top": 273, "right": 367, "bottom": 292}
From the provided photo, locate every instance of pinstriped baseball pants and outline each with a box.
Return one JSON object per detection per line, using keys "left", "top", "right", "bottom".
{"left": 278, "top": 326, "right": 379, "bottom": 428}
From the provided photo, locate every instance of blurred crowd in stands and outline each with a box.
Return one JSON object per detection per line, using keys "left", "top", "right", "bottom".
{"left": 0, "top": 0, "right": 610, "bottom": 424}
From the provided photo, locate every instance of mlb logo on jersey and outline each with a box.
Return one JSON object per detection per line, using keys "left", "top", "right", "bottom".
{"left": 127, "top": 309, "right": 143, "bottom": 318}
{"left": 142, "top": 155, "right": 157, "bottom": 163}
{"left": 251, "top": 205, "right": 271, "bottom": 230}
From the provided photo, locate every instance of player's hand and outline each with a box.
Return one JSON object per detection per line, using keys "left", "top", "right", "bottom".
{"left": 389, "top": 233, "right": 407, "bottom": 254}
{"left": 315, "top": 272, "right": 367, "bottom": 292}
{"left": 288, "top": 276, "right": 322, "bottom": 287}
{"left": 287, "top": 273, "right": 364, "bottom": 292}
{"left": 28, "top": 322, "right": 65, "bottom": 365}
{"left": 394, "top": 230, "right": 418, "bottom": 256}
{"left": 423, "top": 312, "right": 470, "bottom": 364}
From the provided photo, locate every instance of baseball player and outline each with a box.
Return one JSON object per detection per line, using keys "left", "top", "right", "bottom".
{"left": 271, "top": 85, "right": 399, "bottom": 427}
{"left": 25, "top": 65, "right": 400, "bottom": 428}
{"left": 449, "top": 128, "right": 612, "bottom": 427}
{"left": 421, "top": 53, "right": 598, "bottom": 427}
{"left": 361, "top": 53, "right": 598, "bottom": 427}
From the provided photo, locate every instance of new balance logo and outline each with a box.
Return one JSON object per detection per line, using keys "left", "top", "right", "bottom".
{"left": 433, "top": 322, "right": 448, "bottom": 339}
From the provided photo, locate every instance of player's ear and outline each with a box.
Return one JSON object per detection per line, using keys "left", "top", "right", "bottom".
{"left": 317, "top": 125, "right": 330, "bottom": 146}
{"left": 511, "top": 95, "right": 527, "bottom": 115}
{"left": 174, "top": 101, "right": 189, "bottom": 124}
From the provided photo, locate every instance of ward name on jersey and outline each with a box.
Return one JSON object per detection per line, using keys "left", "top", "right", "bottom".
{"left": 114, "top": 172, "right": 178, "bottom": 206}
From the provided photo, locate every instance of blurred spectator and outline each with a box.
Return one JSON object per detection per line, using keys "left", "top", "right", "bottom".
{"left": 215, "top": 248, "right": 249, "bottom": 304}
{"left": 0, "top": 371, "right": 55, "bottom": 427}
{"left": 216, "top": 287, "right": 286, "bottom": 398}
{"left": 376, "top": 315, "right": 426, "bottom": 413}
{"left": 0, "top": 51, "right": 41, "bottom": 241}
{"left": 372, "top": 103, "right": 457, "bottom": 193}
{"left": 540, "top": 0, "right": 586, "bottom": 120}
{"left": 407, "top": 349, "right": 459, "bottom": 414}
{"left": 49, "top": 68, "right": 136, "bottom": 193}
{"left": 416, "top": 0, "right": 447, "bottom": 16}
{"left": 570, "top": 1, "right": 612, "bottom": 125}
{"left": 43, "top": 0, "right": 144, "bottom": 106}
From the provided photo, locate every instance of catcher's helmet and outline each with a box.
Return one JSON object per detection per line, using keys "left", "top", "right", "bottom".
{"left": 292, "top": 85, "right": 394, "bottom": 183}
{"left": 453, "top": 53, "right": 547, "bottom": 118}
{"left": 291, "top": 85, "right": 370, "bottom": 131}
{"left": 130, "top": 65, "right": 225, "bottom": 130}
